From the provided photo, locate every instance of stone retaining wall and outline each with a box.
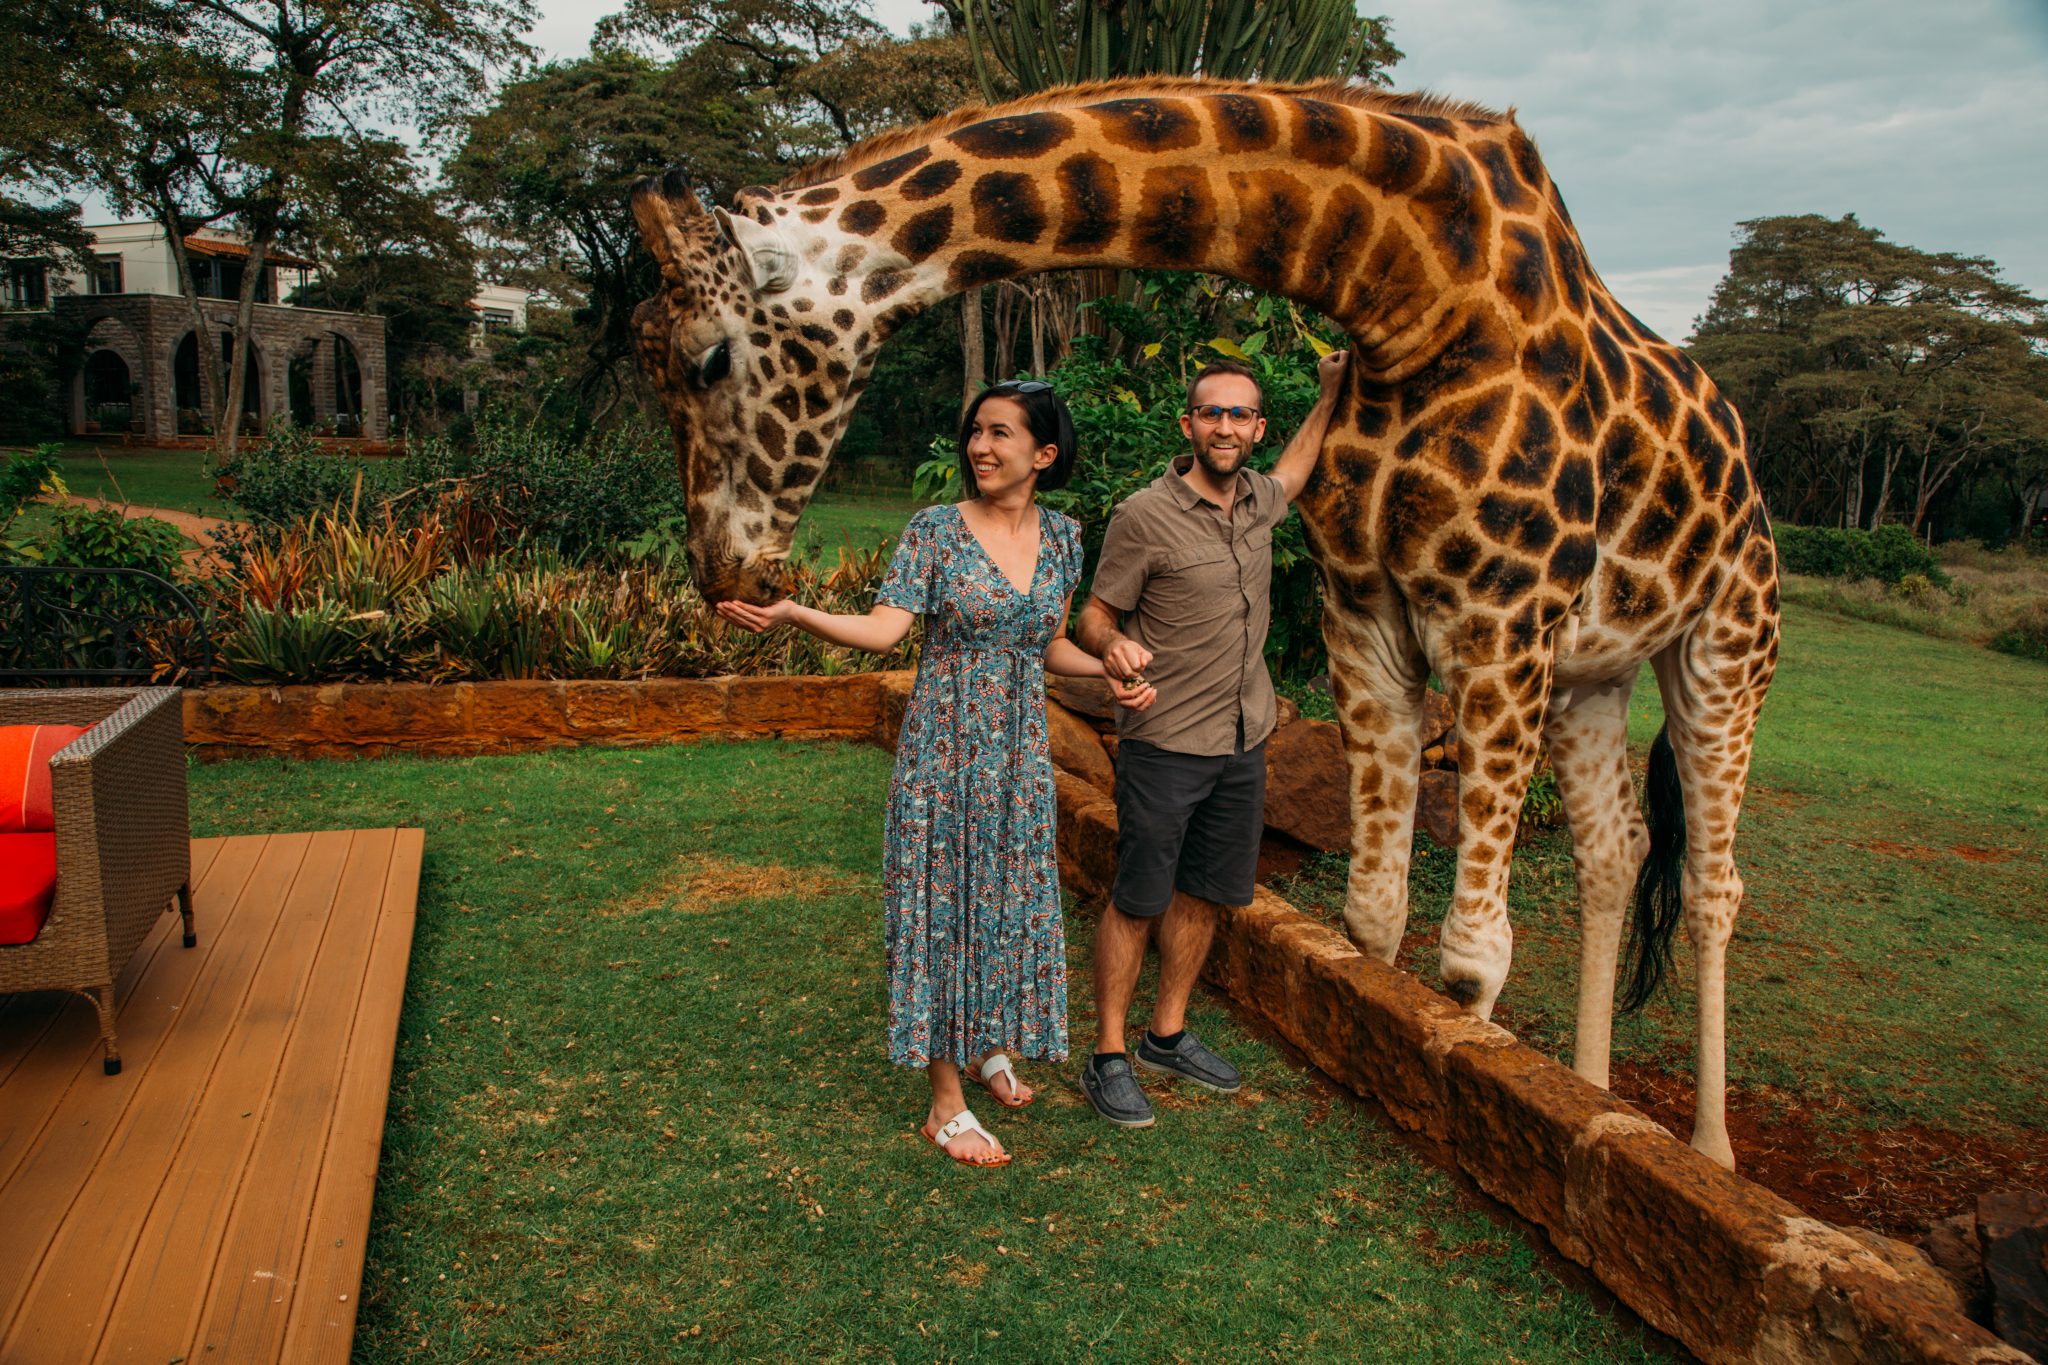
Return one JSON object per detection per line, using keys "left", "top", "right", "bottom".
{"left": 180, "top": 674, "right": 2029, "bottom": 1364}
{"left": 184, "top": 675, "right": 887, "bottom": 761}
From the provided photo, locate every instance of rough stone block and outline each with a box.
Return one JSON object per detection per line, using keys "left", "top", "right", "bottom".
{"left": 470, "top": 680, "right": 567, "bottom": 744}
{"left": 727, "top": 674, "right": 879, "bottom": 734}
{"left": 633, "top": 678, "right": 729, "bottom": 736}
{"left": 1263, "top": 718, "right": 1349, "bottom": 852}
{"left": 561, "top": 681, "right": 639, "bottom": 739}
{"left": 1416, "top": 768, "right": 1459, "bottom": 848}
{"left": 1047, "top": 699, "right": 1115, "bottom": 793}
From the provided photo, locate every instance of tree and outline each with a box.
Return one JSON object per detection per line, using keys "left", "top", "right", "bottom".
{"left": 448, "top": 19, "right": 980, "bottom": 428}
{"left": 1690, "top": 214, "right": 2048, "bottom": 535}
{"left": 958, "top": 0, "right": 1399, "bottom": 93}
{"left": 290, "top": 136, "right": 479, "bottom": 431}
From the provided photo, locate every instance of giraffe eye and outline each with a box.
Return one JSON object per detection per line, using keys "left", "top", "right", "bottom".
{"left": 697, "top": 342, "right": 731, "bottom": 384}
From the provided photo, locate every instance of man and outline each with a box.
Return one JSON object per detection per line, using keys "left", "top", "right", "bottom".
{"left": 1077, "top": 349, "right": 1348, "bottom": 1128}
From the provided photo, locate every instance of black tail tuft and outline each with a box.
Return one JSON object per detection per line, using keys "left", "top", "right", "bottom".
{"left": 1619, "top": 725, "right": 1686, "bottom": 1014}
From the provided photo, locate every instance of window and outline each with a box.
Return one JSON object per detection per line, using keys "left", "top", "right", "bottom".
{"left": 3, "top": 261, "right": 49, "bottom": 310}
{"left": 91, "top": 254, "right": 124, "bottom": 294}
{"left": 481, "top": 307, "right": 515, "bottom": 332}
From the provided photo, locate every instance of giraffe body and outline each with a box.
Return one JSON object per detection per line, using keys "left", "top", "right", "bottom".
{"left": 632, "top": 78, "right": 1780, "bottom": 1168}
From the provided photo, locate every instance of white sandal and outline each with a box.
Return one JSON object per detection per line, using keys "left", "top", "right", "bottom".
{"left": 965, "top": 1052, "right": 1032, "bottom": 1108}
{"left": 921, "top": 1107, "right": 1011, "bottom": 1167}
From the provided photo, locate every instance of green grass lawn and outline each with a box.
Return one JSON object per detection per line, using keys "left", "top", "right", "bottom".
{"left": 190, "top": 742, "right": 1659, "bottom": 1363}
{"left": 1279, "top": 600, "right": 2048, "bottom": 1143}
{"left": 44, "top": 442, "right": 234, "bottom": 518}
{"left": 797, "top": 488, "right": 928, "bottom": 562}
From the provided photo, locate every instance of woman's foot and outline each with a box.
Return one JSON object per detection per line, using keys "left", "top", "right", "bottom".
{"left": 922, "top": 1105, "right": 1009, "bottom": 1166}
{"left": 964, "top": 1051, "right": 1034, "bottom": 1107}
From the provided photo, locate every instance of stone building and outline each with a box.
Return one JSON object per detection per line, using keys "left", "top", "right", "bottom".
{"left": 6, "top": 223, "right": 391, "bottom": 442}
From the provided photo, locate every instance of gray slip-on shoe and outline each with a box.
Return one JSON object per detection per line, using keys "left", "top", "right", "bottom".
{"left": 1134, "top": 1029, "right": 1242, "bottom": 1094}
{"left": 1080, "top": 1054, "right": 1155, "bottom": 1128}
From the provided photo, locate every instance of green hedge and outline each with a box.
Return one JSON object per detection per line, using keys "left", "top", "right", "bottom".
{"left": 1770, "top": 522, "right": 1950, "bottom": 587}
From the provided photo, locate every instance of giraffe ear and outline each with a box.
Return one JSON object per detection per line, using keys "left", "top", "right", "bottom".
{"left": 713, "top": 206, "right": 797, "bottom": 295}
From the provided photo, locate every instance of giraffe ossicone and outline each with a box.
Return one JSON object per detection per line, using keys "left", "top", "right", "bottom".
{"left": 632, "top": 76, "right": 1780, "bottom": 1171}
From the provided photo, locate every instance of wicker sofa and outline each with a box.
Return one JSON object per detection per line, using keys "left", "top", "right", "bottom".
{"left": 0, "top": 688, "right": 194, "bottom": 1075}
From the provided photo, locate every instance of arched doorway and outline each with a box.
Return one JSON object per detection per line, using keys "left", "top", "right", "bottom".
{"left": 332, "top": 333, "right": 364, "bottom": 436}
{"left": 171, "top": 331, "right": 262, "bottom": 434}
{"left": 82, "top": 350, "right": 133, "bottom": 432}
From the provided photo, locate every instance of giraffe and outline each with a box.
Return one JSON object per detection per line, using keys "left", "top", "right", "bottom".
{"left": 631, "top": 77, "right": 1780, "bottom": 1169}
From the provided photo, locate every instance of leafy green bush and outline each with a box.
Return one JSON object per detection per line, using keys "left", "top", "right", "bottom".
{"left": 220, "top": 424, "right": 397, "bottom": 526}
{"left": 1989, "top": 602, "right": 2048, "bottom": 663}
{"left": 224, "top": 414, "right": 689, "bottom": 564}
{"left": 1772, "top": 523, "right": 1950, "bottom": 587}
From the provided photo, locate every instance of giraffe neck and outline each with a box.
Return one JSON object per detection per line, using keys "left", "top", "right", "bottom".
{"left": 777, "top": 86, "right": 1547, "bottom": 377}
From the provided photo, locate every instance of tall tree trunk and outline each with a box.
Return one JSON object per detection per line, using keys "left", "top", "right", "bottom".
{"left": 157, "top": 197, "right": 223, "bottom": 439}
{"left": 219, "top": 235, "right": 271, "bottom": 459}
{"left": 1029, "top": 279, "right": 1046, "bottom": 376}
{"left": 960, "top": 286, "right": 985, "bottom": 411}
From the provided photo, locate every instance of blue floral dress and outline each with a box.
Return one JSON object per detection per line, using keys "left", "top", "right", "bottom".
{"left": 876, "top": 502, "right": 1083, "bottom": 1068}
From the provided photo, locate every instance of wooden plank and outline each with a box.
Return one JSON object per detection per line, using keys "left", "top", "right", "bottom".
{"left": 279, "top": 826, "right": 424, "bottom": 1364}
{"left": 0, "top": 831, "right": 325, "bottom": 1365}
{"left": 109, "top": 829, "right": 399, "bottom": 1365}
{"left": 0, "top": 835, "right": 227, "bottom": 1092}
{"left": 59, "top": 829, "right": 360, "bottom": 1365}
{"left": 0, "top": 833, "right": 268, "bottom": 1197}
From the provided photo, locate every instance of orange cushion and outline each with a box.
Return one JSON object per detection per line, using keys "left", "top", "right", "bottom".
{"left": 0, "top": 832, "right": 59, "bottom": 945}
{"left": 0, "top": 725, "right": 89, "bottom": 833}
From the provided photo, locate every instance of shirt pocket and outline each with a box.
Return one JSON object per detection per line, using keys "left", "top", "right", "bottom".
{"left": 1150, "top": 541, "right": 1241, "bottom": 628}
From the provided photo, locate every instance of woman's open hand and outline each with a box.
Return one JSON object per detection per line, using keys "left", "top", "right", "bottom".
{"left": 715, "top": 598, "right": 798, "bottom": 634}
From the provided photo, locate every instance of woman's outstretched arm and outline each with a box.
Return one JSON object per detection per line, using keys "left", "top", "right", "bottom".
{"left": 715, "top": 598, "right": 916, "bottom": 653}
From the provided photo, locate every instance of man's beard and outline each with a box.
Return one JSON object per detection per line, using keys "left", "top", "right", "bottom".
{"left": 1193, "top": 436, "right": 1248, "bottom": 481}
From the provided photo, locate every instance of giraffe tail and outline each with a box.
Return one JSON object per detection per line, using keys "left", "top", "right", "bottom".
{"left": 1619, "top": 725, "right": 1686, "bottom": 1014}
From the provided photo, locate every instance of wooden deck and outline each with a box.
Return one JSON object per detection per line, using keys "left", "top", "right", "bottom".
{"left": 0, "top": 829, "right": 423, "bottom": 1365}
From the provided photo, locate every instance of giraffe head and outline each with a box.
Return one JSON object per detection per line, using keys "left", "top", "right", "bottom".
{"left": 631, "top": 171, "right": 894, "bottom": 603}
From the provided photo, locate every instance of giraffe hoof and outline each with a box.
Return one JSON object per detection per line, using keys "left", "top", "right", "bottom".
{"left": 1442, "top": 977, "right": 1482, "bottom": 1007}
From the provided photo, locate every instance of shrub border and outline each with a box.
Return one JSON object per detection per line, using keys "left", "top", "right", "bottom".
{"left": 182, "top": 675, "right": 2017, "bottom": 1364}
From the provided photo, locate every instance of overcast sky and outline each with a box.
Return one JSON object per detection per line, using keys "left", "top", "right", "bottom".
{"left": 530, "top": 0, "right": 2048, "bottom": 341}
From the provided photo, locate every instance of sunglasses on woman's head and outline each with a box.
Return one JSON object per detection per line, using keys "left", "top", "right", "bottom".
{"left": 991, "top": 380, "right": 1052, "bottom": 395}
{"left": 1189, "top": 404, "right": 1262, "bottom": 425}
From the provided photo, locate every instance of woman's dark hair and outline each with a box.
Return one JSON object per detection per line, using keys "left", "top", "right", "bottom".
{"left": 956, "top": 380, "right": 1077, "bottom": 497}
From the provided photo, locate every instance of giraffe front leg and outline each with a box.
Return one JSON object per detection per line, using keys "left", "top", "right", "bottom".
{"left": 1545, "top": 678, "right": 1648, "bottom": 1090}
{"left": 1436, "top": 655, "right": 1552, "bottom": 1019}
{"left": 1323, "top": 604, "right": 1429, "bottom": 961}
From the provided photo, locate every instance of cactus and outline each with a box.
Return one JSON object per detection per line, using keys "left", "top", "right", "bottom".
{"left": 960, "top": 0, "right": 1393, "bottom": 99}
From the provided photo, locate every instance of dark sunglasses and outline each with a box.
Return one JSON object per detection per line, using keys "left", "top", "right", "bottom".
{"left": 1189, "top": 403, "right": 1262, "bottom": 424}
{"left": 989, "top": 380, "right": 1052, "bottom": 395}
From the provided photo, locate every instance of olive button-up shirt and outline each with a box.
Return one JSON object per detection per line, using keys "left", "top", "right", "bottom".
{"left": 1088, "top": 455, "right": 1290, "bottom": 757}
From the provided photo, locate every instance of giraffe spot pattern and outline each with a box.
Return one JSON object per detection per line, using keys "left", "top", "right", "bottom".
{"left": 901, "top": 159, "right": 963, "bottom": 201}
{"left": 1288, "top": 97, "right": 1360, "bottom": 166}
{"left": 1131, "top": 166, "right": 1217, "bottom": 266}
{"left": 1208, "top": 93, "right": 1278, "bottom": 152}
{"left": 1227, "top": 169, "right": 1314, "bottom": 291}
{"left": 892, "top": 206, "right": 954, "bottom": 262}
{"left": 948, "top": 251, "right": 1021, "bottom": 291}
{"left": 971, "top": 171, "right": 1048, "bottom": 244}
{"left": 948, "top": 112, "right": 1075, "bottom": 159}
{"left": 852, "top": 147, "right": 930, "bottom": 191}
{"left": 1054, "top": 153, "right": 1120, "bottom": 252}
{"left": 1090, "top": 98, "right": 1202, "bottom": 151}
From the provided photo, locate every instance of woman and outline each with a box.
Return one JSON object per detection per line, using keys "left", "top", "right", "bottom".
{"left": 718, "top": 381, "right": 1153, "bottom": 1167}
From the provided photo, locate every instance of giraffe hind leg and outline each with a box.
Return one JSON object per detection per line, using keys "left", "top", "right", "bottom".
{"left": 1637, "top": 587, "right": 1777, "bottom": 1171}
{"left": 1545, "top": 676, "right": 1648, "bottom": 1091}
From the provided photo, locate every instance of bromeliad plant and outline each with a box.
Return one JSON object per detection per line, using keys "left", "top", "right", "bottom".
{"left": 208, "top": 508, "right": 918, "bottom": 685}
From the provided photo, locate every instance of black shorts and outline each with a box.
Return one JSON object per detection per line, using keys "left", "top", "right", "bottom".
{"left": 1111, "top": 735, "right": 1268, "bottom": 918}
